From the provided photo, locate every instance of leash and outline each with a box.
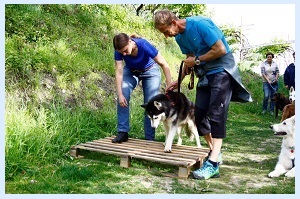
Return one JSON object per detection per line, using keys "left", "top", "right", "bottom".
{"left": 269, "top": 82, "right": 277, "bottom": 93}
{"left": 178, "top": 61, "right": 195, "bottom": 91}
{"left": 167, "top": 61, "right": 194, "bottom": 106}
{"left": 171, "top": 61, "right": 184, "bottom": 106}
{"left": 177, "top": 61, "right": 184, "bottom": 95}
{"left": 188, "top": 67, "right": 194, "bottom": 90}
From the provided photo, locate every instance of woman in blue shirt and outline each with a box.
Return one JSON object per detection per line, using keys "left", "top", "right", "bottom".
{"left": 112, "top": 33, "right": 172, "bottom": 143}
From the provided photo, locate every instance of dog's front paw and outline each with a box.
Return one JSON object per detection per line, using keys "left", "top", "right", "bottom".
{"left": 164, "top": 146, "right": 172, "bottom": 153}
{"left": 268, "top": 171, "right": 279, "bottom": 178}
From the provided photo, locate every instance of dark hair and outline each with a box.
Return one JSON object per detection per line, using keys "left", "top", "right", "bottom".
{"left": 113, "top": 33, "right": 130, "bottom": 50}
{"left": 113, "top": 33, "right": 141, "bottom": 50}
{"left": 266, "top": 52, "right": 274, "bottom": 58}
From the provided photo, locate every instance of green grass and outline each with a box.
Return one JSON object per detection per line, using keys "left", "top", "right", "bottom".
{"left": 5, "top": 4, "right": 294, "bottom": 194}
{"left": 5, "top": 74, "right": 295, "bottom": 194}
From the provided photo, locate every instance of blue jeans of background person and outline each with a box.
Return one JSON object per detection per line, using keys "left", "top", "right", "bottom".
{"left": 262, "top": 82, "right": 278, "bottom": 112}
{"left": 117, "top": 64, "right": 161, "bottom": 140}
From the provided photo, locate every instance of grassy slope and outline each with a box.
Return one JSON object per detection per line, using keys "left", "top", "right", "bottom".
{"left": 5, "top": 4, "right": 294, "bottom": 194}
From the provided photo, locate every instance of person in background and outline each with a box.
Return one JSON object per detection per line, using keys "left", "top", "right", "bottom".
{"left": 260, "top": 52, "right": 280, "bottom": 115}
{"left": 284, "top": 52, "right": 295, "bottom": 90}
{"left": 154, "top": 9, "right": 252, "bottom": 180}
{"left": 112, "top": 33, "right": 172, "bottom": 143}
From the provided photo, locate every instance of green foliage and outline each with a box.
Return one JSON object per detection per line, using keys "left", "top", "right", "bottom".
{"left": 5, "top": 92, "right": 116, "bottom": 179}
{"left": 130, "top": 4, "right": 208, "bottom": 19}
{"left": 163, "top": 4, "right": 207, "bottom": 18}
{"left": 253, "top": 38, "right": 293, "bottom": 57}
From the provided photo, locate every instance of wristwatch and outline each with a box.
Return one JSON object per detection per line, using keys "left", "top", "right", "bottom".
{"left": 195, "top": 56, "right": 201, "bottom": 65}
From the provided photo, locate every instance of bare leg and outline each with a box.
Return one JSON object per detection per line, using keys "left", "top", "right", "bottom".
{"left": 210, "top": 138, "right": 223, "bottom": 162}
{"left": 203, "top": 133, "right": 213, "bottom": 150}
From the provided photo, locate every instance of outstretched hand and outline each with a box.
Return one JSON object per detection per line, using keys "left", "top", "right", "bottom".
{"left": 165, "top": 80, "right": 178, "bottom": 93}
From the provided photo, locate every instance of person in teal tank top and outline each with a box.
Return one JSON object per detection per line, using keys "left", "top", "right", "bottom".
{"left": 154, "top": 9, "right": 252, "bottom": 180}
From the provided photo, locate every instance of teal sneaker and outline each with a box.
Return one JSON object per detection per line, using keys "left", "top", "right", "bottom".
{"left": 192, "top": 161, "right": 220, "bottom": 180}
{"left": 203, "top": 152, "right": 223, "bottom": 165}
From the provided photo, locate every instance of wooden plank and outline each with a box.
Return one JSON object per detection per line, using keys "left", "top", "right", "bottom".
{"left": 79, "top": 141, "right": 206, "bottom": 160}
{"left": 76, "top": 144, "right": 194, "bottom": 167}
{"left": 92, "top": 138, "right": 209, "bottom": 157}
{"left": 75, "top": 145, "right": 128, "bottom": 157}
{"left": 103, "top": 136, "right": 207, "bottom": 150}
{"left": 70, "top": 136, "right": 210, "bottom": 177}
{"left": 127, "top": 153, "right": 191, "bottom": 167}
{"left": 81, "top": 144, "right": 195, "bottom": 164}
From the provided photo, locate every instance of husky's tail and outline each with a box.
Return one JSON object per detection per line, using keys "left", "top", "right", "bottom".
{"left": 184, "top": 124, "right": 195, "bottom": 141}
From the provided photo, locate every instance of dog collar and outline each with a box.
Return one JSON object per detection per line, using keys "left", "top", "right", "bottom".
{"left": 290, "top": 146, "right": 295, "bottom": 153}
{"left": 165, "top": 92, "right": 176, "bottom": 106}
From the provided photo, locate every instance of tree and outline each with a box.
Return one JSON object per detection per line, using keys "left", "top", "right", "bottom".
{"left": 253, "top": 39, "right": 294, "bottom": 57}
{"left": 131, "top": 4, "right": 207, "bottom": 18}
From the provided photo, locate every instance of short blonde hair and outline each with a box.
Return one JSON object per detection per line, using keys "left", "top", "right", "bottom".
{"left": 154, "top": 9, "right": 178, "bottom": 29}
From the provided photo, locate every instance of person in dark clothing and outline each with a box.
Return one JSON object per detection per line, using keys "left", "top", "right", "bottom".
{"left": 284, "top": 52, "right": 295, "bottom": 90}
{"left": 154, "top": 9, "right": 252, "bottom": 180}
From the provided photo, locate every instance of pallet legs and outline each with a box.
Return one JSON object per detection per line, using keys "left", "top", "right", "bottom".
{"left": 120, "top": 156, "right": 131, "bottom": 168}
{"left": 178, "top": 160, "right": 202, "bottom": 179}
{"left": 70, "top": 146, "right": 79, "bottom": 157}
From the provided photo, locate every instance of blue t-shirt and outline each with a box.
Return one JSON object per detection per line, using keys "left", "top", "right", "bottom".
{"left": 114, "top": 38, "right": 158, "bottom": 70}
{"left": 175, "top": 16, "right": 231, "bottom": 57}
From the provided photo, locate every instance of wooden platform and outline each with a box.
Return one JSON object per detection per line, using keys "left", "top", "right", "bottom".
{"left": 70, "top": 136, "right": 210, "bottom": 178}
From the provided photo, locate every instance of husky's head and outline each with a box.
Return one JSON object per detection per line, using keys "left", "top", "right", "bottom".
{"left": 270, "top": 115, "right": 295, "bottom": 137}
{"left": 289, "top": 86, "right": 295, "bottom": 103}
{"left": 141, "top": 95, "right": 167, "bottom": 128}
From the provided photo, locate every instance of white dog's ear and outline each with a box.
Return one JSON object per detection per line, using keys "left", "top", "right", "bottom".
{"left": 290, "top": 86, "right": 294, "bottom": 93}
{"left": 154, "top": 101, "right": 163, "bottom": 110}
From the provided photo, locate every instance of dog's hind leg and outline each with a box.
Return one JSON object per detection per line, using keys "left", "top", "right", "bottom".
{"left": 176, "top": 125, "right": 183, "bottom": 146}
{"left": 187, "top": 120, "right": 202, "bottom": 148}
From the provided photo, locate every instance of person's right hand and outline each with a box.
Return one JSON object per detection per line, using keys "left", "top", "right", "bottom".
{"left": 165, "top": 80, "right": 178, "bottom": 92}
{"left": 118, "top": 94, "right": 128, "bottom": 107}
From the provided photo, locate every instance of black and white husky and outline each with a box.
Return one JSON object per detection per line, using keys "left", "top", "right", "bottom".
{"left": 141, "top": 91, "right": 201, "bottom": 152}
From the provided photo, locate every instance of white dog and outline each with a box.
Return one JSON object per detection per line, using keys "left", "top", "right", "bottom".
{"left": 268, "top": 115, "right": 295, "bottom": 178}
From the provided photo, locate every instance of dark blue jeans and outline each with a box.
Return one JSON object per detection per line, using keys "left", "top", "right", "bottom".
{"left": 117, "top": 64, "right": 161, "bottom": 140}
{"left": 262, "top": 82, "right": 278, "bottom": 112}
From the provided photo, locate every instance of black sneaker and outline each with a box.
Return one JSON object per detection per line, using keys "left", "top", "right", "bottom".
{"left": 112, "top": 132, "right": 128, "bottom": 143}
